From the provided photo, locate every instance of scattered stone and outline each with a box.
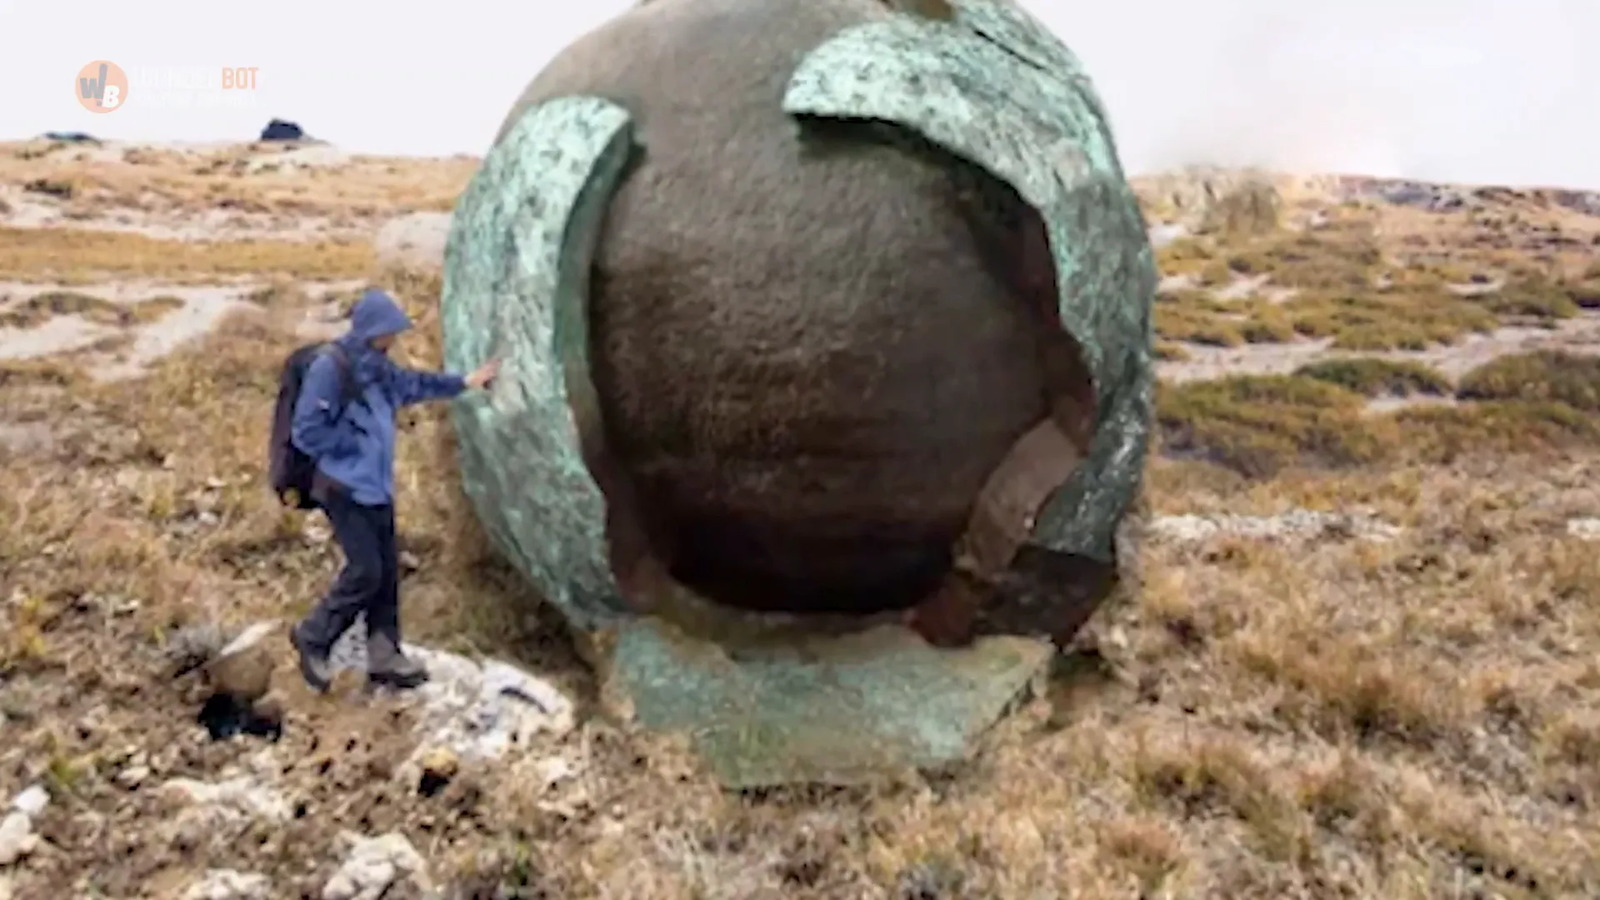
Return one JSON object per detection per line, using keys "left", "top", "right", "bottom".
{"left": 1568, "top": 518, "right": 1600, "bottom": 541}
{"left": 531, "top": 756, "right": 576, "bottom": 793}
{"left": 165, "top": 622, "right": 227, "bottom": 677}
{"left": 1149, "top": 510, "right": 1401, "bottom": 544}
{"left": 10, "top": 787, "right": 46, "bottom": 817}
{"left": 115, "top": 764, "right": 150, "bottom": 789}
{"left": 182, "top": 869, "right": 271, "bottom": 900}
{"left": 322, "top": 832, "right": 430, "bottom": 900}
{"left": 0, "top": 813, "right": 36, "bottom": 866}
{"left": 159, "top": 776, "right": 290, "bottom": 823}
{"left": 415, "top": 747, "right": 459, "bottom": 796}
{"left": 203, "top": 621, "right": 279, "bottom": 703}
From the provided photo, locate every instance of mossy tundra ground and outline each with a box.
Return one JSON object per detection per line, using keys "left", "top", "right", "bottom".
{"left": 0, "top": 142, "right": 1597, "bottom": 898}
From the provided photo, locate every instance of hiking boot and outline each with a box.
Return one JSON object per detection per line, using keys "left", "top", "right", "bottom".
{"left": 288, "top": 621, "right": 332, "bottom": 693}
{"left": 367, "top": 634, "right": 429, "bottom": 690}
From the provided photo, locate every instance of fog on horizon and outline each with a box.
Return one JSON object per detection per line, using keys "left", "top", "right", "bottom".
{"left": 1, "top": 0, "right": 1593, "bottom": 189}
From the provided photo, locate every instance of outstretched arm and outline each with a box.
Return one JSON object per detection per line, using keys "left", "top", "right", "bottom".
{"left": 292, "top": 355, "right": 358, "bottom": 457}
{"left": 386, "top": 362, "right": 467, "bottom": 408}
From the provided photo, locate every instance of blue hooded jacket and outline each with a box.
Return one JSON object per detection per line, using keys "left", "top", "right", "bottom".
{"left": 290, "top": 289, "right": 466, "bottom": 506}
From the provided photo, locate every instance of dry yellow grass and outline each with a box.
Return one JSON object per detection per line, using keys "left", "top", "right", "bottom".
{"left": 1, "top": 166, "right": 1598, "bottom": 898}
{"left": 0, "top": 226, "right": 375, "bottom": 283}
{"left": 0, "top": 139, "right": 477, "bottom": 218}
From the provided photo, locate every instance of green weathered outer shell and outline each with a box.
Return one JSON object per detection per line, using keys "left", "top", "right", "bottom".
{"left": 782, "top": 1, "right": 1157, "bottom": 564}
{"left": 442, "top": 96, "right": 635, "bottom": 631}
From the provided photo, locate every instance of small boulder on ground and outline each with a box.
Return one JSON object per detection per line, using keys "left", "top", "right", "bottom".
{"left": 0, "top": 813, "right": 35, "bottom": 866}
{"left": 182, "top": 870, "right": 271, "bottom": 900}
{"left": 322, "top": 832, "right": 429, "bottom": 900}
{"left": 0, "top": 786, "right": 47, "bottom": 867}
{"left": 202, "top": 621, "right": 278, "bottom": 703}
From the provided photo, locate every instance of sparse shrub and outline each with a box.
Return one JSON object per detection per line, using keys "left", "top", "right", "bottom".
{"left": 1456, "top": 351, "right": 1600, "bottom": 411}
{"left": 0, "top": 290, "right": 185, "bottom": 329}
{"left": 1235, "top": 304, "right": 1296, "bottom": 343}
{"left": 1295, "top": 358, "right": 1451, "bottom": 397}
{"left": 1155, "top": 375, "right": 1391, "bottom": 477}
{"left": 1564, "top": 281, "right": 1600, "bottom": 309}
{"left": 1235, "top": 227, "right": 1382, "bottom": 291}
{"left": 1153, "top": 341, "right": 1190, "bottom": 362}
{"left": 1480, "top": 278, "right": 1581, "bottom": 319}
{"left": 1285, "top": 289, "right": 1497, "bottom": 350}
{"left": 1153, "top": 305, "right": 1242, "bottom": 347}
{"left": 1152, "top": 290, "right": 1262, "bottom": 346}
{"left": 244, "top": 280, "right": 310, "bottom": 309}
{"left": 1154, "top": 237, "right": 1214, "bottom": 278}
{"left": 23, "top": 177, "right": 78, "bottom": 199}
{"left": 1395, "top": 401, "right": 1600, "bottom": 461}
{"left": 0, "top": 357, "right": 84, "bottom": 387}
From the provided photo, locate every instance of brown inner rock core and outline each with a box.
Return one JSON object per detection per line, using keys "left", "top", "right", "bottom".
{"left": 589, "top": 198, "right": 1093, "bottom": 618}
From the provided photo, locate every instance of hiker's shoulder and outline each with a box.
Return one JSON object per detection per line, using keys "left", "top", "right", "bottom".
{"left": 301, "top": 348, "right": 347, "bottom": 383}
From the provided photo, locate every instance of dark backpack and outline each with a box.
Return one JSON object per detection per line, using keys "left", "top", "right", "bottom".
{"left": 268, "top": 342, "right": 358, "bottom": 510}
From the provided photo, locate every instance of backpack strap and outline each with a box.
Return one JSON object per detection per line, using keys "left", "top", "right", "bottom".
{"left": 319, "top": 343, "right": 362, "bottom": 411}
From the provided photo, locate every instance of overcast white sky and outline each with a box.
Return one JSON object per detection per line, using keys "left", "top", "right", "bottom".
{"left": 1, "top": 0, "right": 1594, "bottom": 188}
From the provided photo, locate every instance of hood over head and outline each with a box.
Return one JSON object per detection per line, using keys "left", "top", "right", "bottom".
{"left": 346, "top": 288, "right": 413, "bottom": 344}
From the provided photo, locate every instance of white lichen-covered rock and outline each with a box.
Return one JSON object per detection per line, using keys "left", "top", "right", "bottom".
{"left": 0, "top": 785, "right": 47, "bottom": 867}
{"left": 322, "top": 832, "right": 430, "bottom": 900}
{"left": 330, "top": 618, "right": 575, "bottom": 763}
{"left": 182, "top": 870, "right": 272, "bottom": 900}
{"left": 158, "top": 776, "right": 290, "bottom": 822}
{"left": 9, "top": 787, "right": 46, "bottom": 818}
{"left": 1567, "top": 517, "right": 1600, "bottom": 541}
{"left": 0, "top": 814, "right": 36, "bottom": 867}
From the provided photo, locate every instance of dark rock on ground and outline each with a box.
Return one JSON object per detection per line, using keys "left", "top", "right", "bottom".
{"left": 258, "top": 119, "right": 305, "bottom": 142}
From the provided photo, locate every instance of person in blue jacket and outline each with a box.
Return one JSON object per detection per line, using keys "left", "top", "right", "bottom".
{"left": 289, "top": 288, "right": 498, "bottom": 691}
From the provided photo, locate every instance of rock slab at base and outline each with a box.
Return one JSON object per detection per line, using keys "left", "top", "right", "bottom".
{"left": 607, "top": 620, "right": 1053, "bottom": 788}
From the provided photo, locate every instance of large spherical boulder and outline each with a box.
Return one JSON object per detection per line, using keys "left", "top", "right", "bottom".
{"left": 442, "top": 0, "right": 1156, "bottom": 644}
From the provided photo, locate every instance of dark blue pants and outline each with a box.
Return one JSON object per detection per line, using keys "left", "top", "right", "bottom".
{"left": 299, "top": 490, "right": 400, "bottom": 652}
